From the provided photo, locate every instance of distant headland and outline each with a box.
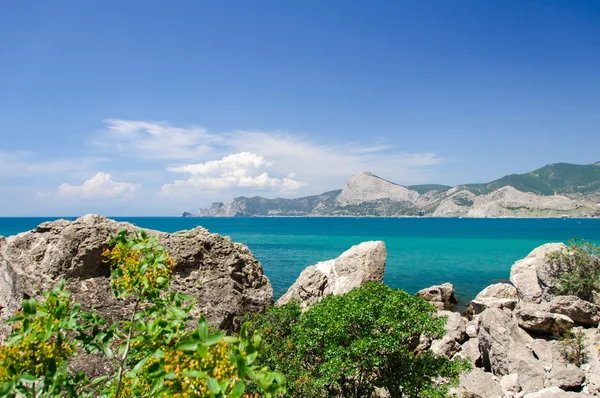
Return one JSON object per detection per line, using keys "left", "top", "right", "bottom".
{"left": 184, "top": 161, "right": 600, "bottom": 218}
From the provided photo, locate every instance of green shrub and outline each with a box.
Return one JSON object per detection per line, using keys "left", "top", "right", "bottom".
{"left": 558, "top": 329, "right": 588, "bottom": 368}
{"left": 247, "top": 282, "right": 470, "bottom": 398}
{"left": 0, "top": 230, "right": 285, "bottom": 398}
{"left": 547, "top": 239, "right": 600, "bottom": 302}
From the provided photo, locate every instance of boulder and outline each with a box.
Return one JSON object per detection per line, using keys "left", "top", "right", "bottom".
{"left": 515, "top": 303, "right": 574, "bottom": 335}
{"left": 478, "top": 308, "right": 545, "bottom": 393}
{"left": 500, "top": 374, "right": 520, "bottom": 396}
{"left": 0, "top": 215, "right": 273, "bottom": 333}
{"left": 470, "top": 283, "right": 518, "bottom": 314}
{"left": 523, "top": 387, "right": 583, "bottom": 397}
{"left": 430, "top": 310, "right": 467, "bottom": 357}
{"left": 466, "top": 316, "right": 480, "bottom": 338}
{"left": 415, "top": 282, "right": 458, "bottom": 309}
{"left": 548, "top": 295, "right": 600, "bottom": 327}
{"left": 456, "top": 338, "right": 482, "bottom": 368}
{"left": 275, "top": 241, "right": 386, "bottom": 309}
{"left": 547, "top": 364, "right": 585, "bottom": 390}
{"left": 509, "top": 243, "right": 566, "bottom": 304}
{"left": 456, "top": 368, "right": 503, "bottom": 398}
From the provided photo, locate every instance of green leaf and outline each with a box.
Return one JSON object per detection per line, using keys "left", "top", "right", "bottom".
{"left": 231, "top": 380, "right": 245, "bottom": 398}
{"left": 89, "top": 376, "right": 108, "bottom": 386}
{"left": 176, "top": 340, "right": 198, "bottom": 352}
{"left": 206, "top": 377, "right": 221, "bottom": 394}
{"left": 103, "top": 345, "right": 114, "bottom": 359}
{"left": 22, "top": 298, "right": 36, "bottom": 315}
{"left": 19, "top": 373, "right": 37, "bottom": 383}
{"left": 181, "top": 370, "right": 207, "bottom": 378}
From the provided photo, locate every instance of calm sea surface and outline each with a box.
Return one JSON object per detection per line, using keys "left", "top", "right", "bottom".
{"left": 2, "top": 217, "right": 600, "bottom": 304}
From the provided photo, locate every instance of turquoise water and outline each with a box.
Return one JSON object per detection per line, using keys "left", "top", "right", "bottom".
{"left": 2, "top": 217, "right": 600, "bottom": 305}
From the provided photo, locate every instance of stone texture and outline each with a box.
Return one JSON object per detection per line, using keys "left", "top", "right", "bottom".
{"left": 430, "top": 310, "right": 467, "bottom": 357}
{"left": 509, "top": 243, "right": 566, "bottom": 304}
{"left": 470, "top": 283, "right": 518, "bottom": 314}
{"left": 522, "top": 387, "right": 583, "bottom": 397}
{"left": 456, "top": 368, "right": 503, "bottom": 398}
{"left": 415, "top": 282, "right": 458, "bottom": 309}
{"left": 275, "top": 241, "right": 386, "bottom": 309}
{"left": 548, "top": 295, "right": 600, "bottom": 327}
{"left": 456, "top": 338, "right": 482, "bottom": 368}
{"left": 0, "top": 214, "right": 273, "bottom": 333}
{"left": 478, "top": 308, "right": 545, "bottom": 393}
{"left": 547, "top": 363, "right": 585, "bottom": 390}
{"left": 515, "top": 303, "right": 574, "bottom": 335}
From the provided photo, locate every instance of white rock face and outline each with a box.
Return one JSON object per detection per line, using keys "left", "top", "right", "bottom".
{"left": 466, "top": 186, "right": 580, "bottom": 218}
{"left": 509, "top": 243, "right": 566, "bottom": 304}
{"left": 275, "top": 241, "right": 387, "bottom": 309}
{"left": 470, "top": 283, "right": 518, "bottom": 314}
{"left": 336, "top": 172, "right": 420, "bottom": 206}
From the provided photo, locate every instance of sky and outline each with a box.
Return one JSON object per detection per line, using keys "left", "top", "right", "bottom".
{"left": 1, "top": 0, "right": 599, "bottom": 216}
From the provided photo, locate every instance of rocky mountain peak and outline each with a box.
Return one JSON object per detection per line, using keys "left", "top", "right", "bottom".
{"left": 336, "top": 172, "right": 420, "bottom": 206}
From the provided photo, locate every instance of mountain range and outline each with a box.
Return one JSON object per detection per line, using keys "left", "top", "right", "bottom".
{"left": 187, "top": 162, "right": 600, "bottom": 218}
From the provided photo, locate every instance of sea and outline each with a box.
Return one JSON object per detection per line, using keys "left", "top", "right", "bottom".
{"left": 2, "top": 217, "right": 600, "bottom": 306}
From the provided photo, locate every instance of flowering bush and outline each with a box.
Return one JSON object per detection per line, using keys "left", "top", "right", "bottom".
{"left": 0, "top": 230, "right": 285, "bottom": 398}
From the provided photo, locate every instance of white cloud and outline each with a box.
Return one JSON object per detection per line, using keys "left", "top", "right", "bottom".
{"left": 160, "top": 152, "right": 305, "bottom": 197}
{"left": 56, "top": 172, "right": 137, "bottom": 199}
{"left": 0, "top": 151, "right": 106, "bottom": 178}
{"left": 99, "top": 119, "right": 222, "bottom": 160}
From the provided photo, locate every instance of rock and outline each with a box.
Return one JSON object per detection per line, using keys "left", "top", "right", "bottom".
{"left": 522, "top": 387, "right": 583, "bottom": 397}
{"left": 509, "top": 243, "right": 566, "bottom": 304}
{"left": 515, "top": 303, "right": 574, "bottom": 335}
{"left": 466, "top": 316, "right": 480, "bottom": 338}
{"left": 470, "top": 283, "right": 518, "bottom": 314}
{"left": 547, "top": 364, "right": 585, "bottom": 390}
{"left": 415, "top": 282, "right": 458, "bottom": 308}
{"left": 457, "top": 338, "right": 482, "bottom": 367}
{"left": 500, "top": 374, "right": 521, "bottom": 395}
{"left": 548, "top": 295, "right": 600, "bottom": 327}
{"left": 478, "top": 308, "right": 545, "bottom": 393}
{"left": 456, "top": 368, "right": 503, "bottom": 398}
{"left": 0, "top": 215, "right": 273, "bottom": 333}
{"left": 430, "top": 310, "right": 467, "bottom": 357}
{"left": 275, "top": 241, "right": 386, "bottom": 309}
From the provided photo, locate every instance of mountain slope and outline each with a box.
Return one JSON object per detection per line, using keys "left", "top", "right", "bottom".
{"left": 462, "top": 162, "right": 600, "bottom": 196}
{"left": 191, "top": 162, "right": 600, "bottom": 218}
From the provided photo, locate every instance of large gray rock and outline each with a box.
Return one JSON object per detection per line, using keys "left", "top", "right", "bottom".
{"left": 456, "top": 338, "right": 482, "bottom": 368}
{"left": 275, "top": 241, "right": 386, "bottom": 308}
{"left": 515, "top": 303, "right": 574, "bottom": 335}
{"left": 470, "top": 283, "right": 518, "bottom": 314}
{"left": 523, "top": 387, "right": 583, "bottom": 397}
{"left": 509, "top": 243, "right": 566, "bottom": 304}
{"left": 547, "top": 363, "right": 585, "bottom": 390}
{"left": 478, "top": 308, "right": 545, "bottom": 393}
{"left": 415, "top": 282, "right": 458, "bottom": 309}
{"left": 548, "top": 295, "right": 600, "bottom": 327}
{"left": 456, "top": 368, "right": 503, "bottom": 398}
{"left": 429, "top": 310, "right": 467, "bottom": 357}
{"left": 0, "top": 214, "right": 273, "bottom": 333}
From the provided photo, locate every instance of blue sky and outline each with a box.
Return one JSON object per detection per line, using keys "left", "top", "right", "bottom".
{"left": 1, "top": 1, "right": 599, "bottom": 216}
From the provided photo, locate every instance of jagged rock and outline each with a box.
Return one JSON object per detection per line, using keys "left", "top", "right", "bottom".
{"left": 415, "top": 282, "right": 458, "bottom": 309}
{"left": 0, "top": 215, "right": 273, "bottom": 333}
{"left": 523, "top": 387, "right": 583, "bottom": 397}
{"left": 500, "top": 373, "right": 521, "bottom": 396}
{"left": 470, "top": 283, "right": 518, "bottom": 314}
{"left": 548, "top": 295, "right": 600, "bottom": 327}
{"left": 547, "top": 364, "right": 585, "bottom": 390}
{"left": 275, "top": 241, "right": 386, "bottom": 309}
{"left": 515, "top": 303, "right": 574, "bottom": 335}
{"left": 456, "top": 338, "right": 482, "bottom": 367}
{"left": 509, "top": 243, "right": 566, "bottom": 304}
{"left": 478, "top": 308, "right": 545, "bottom": 393}
{"left": 456, "top": 368, "right": 503, "bottom": 398}
{"left": 430, "top": 310, "right": 467, "bottom": 357}
{"left": 466, "top": 316, "right": 480, "bottom": 338}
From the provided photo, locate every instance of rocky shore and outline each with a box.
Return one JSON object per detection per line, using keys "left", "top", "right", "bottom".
{"left": 0, "top": 215, "right": 599, "bottom": 396}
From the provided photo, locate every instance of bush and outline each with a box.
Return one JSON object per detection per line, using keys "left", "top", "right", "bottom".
{"left": 247, "top": 283, "right": 470, "bottom": 398}
{"left": 547, "top": 239, "right": 600, "bottom": 302}
{"left": 558, "top": 329, "right": 588, "bottom": 368}
{"left": 0, "top": 230, "right": 285, "bottom": 398}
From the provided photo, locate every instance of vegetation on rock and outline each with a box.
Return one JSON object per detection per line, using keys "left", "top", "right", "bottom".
{"left": 246, "top": 282, "right": 470, "bottom": 397}
{"left": 0, "top": 230, "right": 285, "bottom": 398}
{"left": 547, "top": 239, "right": 600, "bottom": 302}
